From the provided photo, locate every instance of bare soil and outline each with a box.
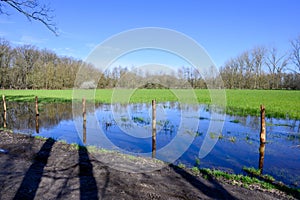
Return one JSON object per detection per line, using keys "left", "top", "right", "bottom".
{"left": 0, "top": 131, "right": 297, "bottom": 200}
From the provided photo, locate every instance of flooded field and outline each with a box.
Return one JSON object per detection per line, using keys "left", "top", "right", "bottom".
{"left": 1, "top": 102, "right": 299, "bottom": 187}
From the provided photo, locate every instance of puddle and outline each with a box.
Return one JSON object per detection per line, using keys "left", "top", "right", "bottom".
{"left": 1, "top": 102, "right": 299, "bottom": 187}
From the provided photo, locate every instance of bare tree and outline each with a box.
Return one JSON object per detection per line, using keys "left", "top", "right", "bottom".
{"left": 220, "top": 58, "right": 239, "bottom": 89}
{"left": 240, "top": 51, "right": 254, "bottom": 89}
{"left": 13, "top": 45, "right": 40, "bottom": 89}
{"left": 265, "top": 47, "right": 289, "bottom": 89}
{"left": 0, "top": 0, "right": 57, "bottom": 35}
{"left": 252, "top": 46, "right": 266, "bottom": 89}
{"left": 0, "top": 38, "right": 13, "bottom": 88}
{"left": 290, "top": 35, "right": 300, "bottom": 74}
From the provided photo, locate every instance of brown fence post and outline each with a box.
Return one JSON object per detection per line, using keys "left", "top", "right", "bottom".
{"left": 82, "top": 98, "right": 87, "bottom": 143}
{"left": 35, "top": 96, "right": 39, "bottom": 133}
{"left": 2, "top": 95, "right": 6, "bottom": 128}
{"left": 260, "top": 105, "right": 266, "bottom": 144}
{"left": 35, "top": 96, "right": 39, "bottom": 116}
{"left": 152, "top": 99, "right": 156, "bottom": 158}
{"left": 82, "top": 98, "right": 86, "bottom": 121}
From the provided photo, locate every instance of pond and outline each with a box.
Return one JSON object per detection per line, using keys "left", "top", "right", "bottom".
{"left": 1, "top": 102, "right": 299, "bottom": 187}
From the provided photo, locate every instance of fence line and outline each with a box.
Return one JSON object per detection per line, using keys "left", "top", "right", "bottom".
{"left": 1, "top": 97, "right": 270, "bottom": 170}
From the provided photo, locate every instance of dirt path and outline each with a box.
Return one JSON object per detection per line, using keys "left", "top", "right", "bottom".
{"left": 0, "top": 131, "right": 297, "bottom": 200}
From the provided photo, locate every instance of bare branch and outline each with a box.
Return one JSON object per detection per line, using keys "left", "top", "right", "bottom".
{"left": 0, "top": 0, "right": 58, "bottom": 35}
{"left": 266, "top": 47, "right": 289, "bottom": 74}
{"left": 290, "top": 35, "right": 300, "bottom": 73}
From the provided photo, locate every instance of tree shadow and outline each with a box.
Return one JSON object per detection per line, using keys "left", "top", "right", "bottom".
{"left": 4, "top": 95, "right": 36, "bottom": 102}
{"left": 13, "top": 138, "right": 55, "bottom": 200}
{"left": 169, "top": 164, "right": 238, "bottom": 200}
{"left": 78, "top": 146, "right": 99, "bottom": 200}
{"left": 4, "top": 95, "right": 70, "bottom": 103}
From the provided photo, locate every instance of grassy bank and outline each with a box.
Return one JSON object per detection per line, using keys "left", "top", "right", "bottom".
{"left": 174, "top": 163, "right": 300, "bottom": 199}
{"left": 198, "top": 167, "right": 300, "bottom": 199}
{"left": 1, "top": 89, "right": 299, "bottom": 119}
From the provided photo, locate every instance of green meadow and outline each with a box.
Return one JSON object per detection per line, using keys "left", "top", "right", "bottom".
{"left": 1, "top": 89, "right": 299, "bottom": 119}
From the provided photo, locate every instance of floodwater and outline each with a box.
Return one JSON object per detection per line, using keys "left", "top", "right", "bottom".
{"left": 1, "top": 102, "right": 299, "bottom": 187}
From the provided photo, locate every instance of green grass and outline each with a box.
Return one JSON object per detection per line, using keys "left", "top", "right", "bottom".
{"left": 132, "top": 116, "right": 146, "bottom": 124}
{"left": 229, "top": 136, "right": 237, "bottom": 143}
{"left": 209, "top": 132, "right": 217, "bottom": 139}
{"left": 177, "top": 162, "right": 186, "bottom": 169}
{"left": 70, "top": 143, "right": 81, "bottom": 150}
{"left": 1, "top": 89, "right": 73, "bottom": 102}
{"left": 200, "top": 168, "right": 300, "bottom": 198}
{"left": 195, "top": 158, "right": 201, "bottom": 166}
{"left": 0, "top": 128, "right": 12, "bottom": 133}
{"left": 229, "top": 119, "right": 240, "bottom": 123}
{"left": 34, "top": 135, "right": 48, "bottom": 140}
{"left": 86, "top": 146, "right": 116, "bottom": 154}
{"left": 242, "top": 167, "right": 275, "bottom": 182}
{"left": 191, "top": 166, "right": 200, "bottom": 174}
{"left": 172, "top": 165, "right": 300, "bottom": 198}
{"left": 242, "top": 167, "right": 300, "bottom": 198}
{"left": 218, "top": 134, "right": 224, "bottom": 139}
{"left": 1, "top": 89, "right": 300, "bottom": 119}
{"left": 121, "top": 117, "right": 129, "bottom": 122}
{"left": 225, "top": 90, "right": 300, "bottom": 119}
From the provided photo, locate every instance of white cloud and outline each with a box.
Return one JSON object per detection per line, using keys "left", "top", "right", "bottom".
{"left": 0, "top": 31, "right": 7, "bottom": 37}
{"left": 85, "top": 42, "right": 97, "bottom": 50}
{"left": 12, "top": 35, "right": 47, "bottom": 45}
{"left": 52, "top": 47, "right": 77, "bottom": 58}
{"left": 21, "top": 35, "right": 46, "bottom": 44}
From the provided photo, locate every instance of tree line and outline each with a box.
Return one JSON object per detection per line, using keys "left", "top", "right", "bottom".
{"left": 220, "top": 43, "right": 300, "bottom": 90}
{"left": 0, "top": 39, "right": 82, "bottom": 89}
{"left": 1, "top": 35, "right": 300, "bottom": 90}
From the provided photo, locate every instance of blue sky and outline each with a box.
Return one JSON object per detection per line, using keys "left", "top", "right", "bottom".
{"left": 0, "top": 0, "right": 300, "bottom": 67}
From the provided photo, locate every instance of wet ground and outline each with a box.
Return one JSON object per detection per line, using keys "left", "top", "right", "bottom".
{"left": 0, "top": 131, "right": 298, "bottom": 200}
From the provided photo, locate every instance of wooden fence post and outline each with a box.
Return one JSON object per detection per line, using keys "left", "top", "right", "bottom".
{"left": 82, "top": 98, "right": 87, "bottom": 144}
{"left": 2, "top": 95, "right": 6, "bottom": 128}
{"left": 82, "top": 98, "right": 86, "bottom": 121}
{"left": 260, "top": 105, "right": 266, "bottom": 144}
{"left": 35, "top": 96, "right": 39, "bottom": 116}
{"left": 152, "top": 99, "right": 156, "bottom": 158}
{"left": 35, "top": 96, "right": 39, "bottom": 133}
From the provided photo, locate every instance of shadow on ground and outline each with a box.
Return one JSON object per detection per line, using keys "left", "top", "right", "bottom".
{"left": 0, "top": 131, "right": 294, "bottom": 200}
{"left": 169, "top": 164, "right": 238, "bottom": 200}
{"left": 13, "top": 138, "right": 56, "bottom": 200}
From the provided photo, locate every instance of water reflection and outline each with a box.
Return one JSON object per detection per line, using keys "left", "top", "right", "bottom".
{"left": 0, "top": 102, "right": 73, "bottom": 131}
{"left": 1, "top": 102, "right": 299, "bottom": 187}
{"left": 259, "top": 143, "right": 265, "bottom": 174}
{"left": 35, "top": 115, "right": 39, "bottom": 133}
{"left": 152, "top": 100, "right": 156, "bottom": 158}
{"left": 83, "top": 119, "right": 87, "bottom": 144}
